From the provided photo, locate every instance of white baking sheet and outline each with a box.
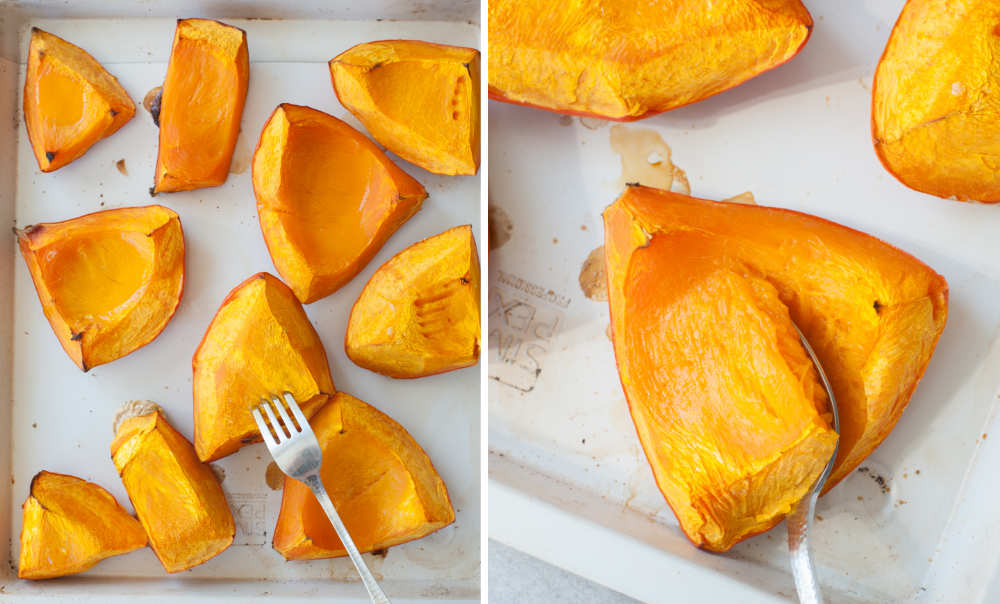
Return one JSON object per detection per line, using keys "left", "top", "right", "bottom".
{"left": 488, "top": 3, "right": 1000, "bottom": 603}
{"left": 1, "top": 11, "right": 480, "bottom": 602}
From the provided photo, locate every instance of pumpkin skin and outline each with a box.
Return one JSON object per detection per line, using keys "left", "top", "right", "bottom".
{"left": 488, "top": 0, "right": 812, "bottom": 120}
{"left": 331, "top": 40, "right": 481, "bottom": 175}
{"left": 872, "top": 0, "right": 1000, "bottom": 202}
{"left": 604, "top": 186, "right": 947, "bottom": 551}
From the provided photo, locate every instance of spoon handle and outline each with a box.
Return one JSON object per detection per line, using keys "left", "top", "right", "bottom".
{"left": 788, "top": 489, "right": 824, "bottom": 604}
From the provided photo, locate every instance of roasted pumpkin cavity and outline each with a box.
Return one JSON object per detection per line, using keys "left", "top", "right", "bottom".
{"left": 18, "top": 471, "right": 147, "bottom": 580}
{"left": 273, "top": 392, "right": 454, "bottom": 560}
{"left": 252, "top": 104, "right": 427, "bottom": 303}
{"left": 330, "top": 40, "right": 481, "bottom": 175}
{"left": 153, "top": 18, "right": 249, "bottom": 193}
{"left": 193, "top": 272, "right": 335, "bottom": 462}
{"left": 604, "top": 186, "right": 948, "bottom": 551}
{"left": 873, "top": 0, "right": 1000, "bottom": 202}
{"left": 111, "top": 409, "right": 234, "bottom": 573}
{"left": 489, "top": 0, "right": 813, "bottom": 120}
{"left": 346, "top": 225, "right": 480, "bottom": 378}
{"left": 23, "top": 28, "right": 135, "bottom": 172}
{"left": 16, "top": 205, "right": 185, "bottom": 372}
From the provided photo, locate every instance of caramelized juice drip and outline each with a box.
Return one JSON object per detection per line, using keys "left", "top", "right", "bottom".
{"left": 609, "top": 125, "right": 689, "bottom": 194}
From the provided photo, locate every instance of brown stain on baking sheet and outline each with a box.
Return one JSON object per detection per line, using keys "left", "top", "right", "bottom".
{"left": 143, "top": 86, "right": 162, "bottom": 126}
{"left": 723, "top": 191, "right": 756, "bottom": 205}
{"left": 610, "top": 125, "right": 690, "bottom": 195}
{"left": 265, "top": 461, "right": 284, "bottom": 490}
{"left": 229, "top": 135, "right": 251, "bottom": 174}
{"left": 488, "top": 204, "right": 513, "bottom": 250}
{"left": 579, "top": 246, "right": 608, "bottom": 301}
{"left": 210, "top": 464, "right": 226, "bottom": 484}
{"left": 115, "top": 159, "right": 128, "bottom": 176}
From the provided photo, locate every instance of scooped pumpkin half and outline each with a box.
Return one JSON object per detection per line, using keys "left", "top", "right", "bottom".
{"left": 112, "top": 408, "right": 234, "bottom": 573}
{"left": 604, "top": 186, "right": 947, "bottom": 551}
{"left": 253, "top": 104, "right": 427, "bottom": 303}
{"left": 18, "top": 471, "right": 147, "bottom": 580}
{"left": 346, "top": 225, "right": 480, "bottom": 378}
{"left": 489, "top": 0, "right": 813, "bottom": 120}
{"left": 873, "top": 0, "right": 1000, "bottom": 202}
{"left": 273, "top": 392, "right": 454, "bottom": 560}
{"left": 330, "top": 40, "right": 480, "bottom": 175}
{"left": 193, "top": 273, "right": 335, "bottom": 462}
{"left": 153, "top": 18, "right": 249, "bottom": 194}
{"left": 16, "top": 205, "right": 185, "bottom": 372}
{"left": 23, "top": 28, "right": 135, "bottom": 172}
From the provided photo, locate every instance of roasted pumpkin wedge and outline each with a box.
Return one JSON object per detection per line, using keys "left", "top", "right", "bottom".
{"left": 489, "top": 0, "right": 813, "bottom": 120}
{"left": 23, "top": 28, "right": 135, "bottom": 172}
{"left": 273, "top": 392, "right": 454, "bottom": 560}
{"left": 604, "top": 186, "right": 947, "bottom": 551}
{"left": 873, "top": 0, "right": 1000, "bottom": 202}
{"left": 18, "top": 471, "right": 147, "bottom": 579}
{"left": 111, "top": 408, "right": 234, "bottom": 572}
{"left": 252, "top": 103, "right": 427, "bottom": 303}
{"left": 153, "top": 18, "right": 249, "bottom": 193}
{"left": 193, "top": 273, "right": 335, "bottom": 462}
{"left": 346, "top": 225, "right": 480, "bottom": 378}
{"left": 15, "top": 205, "right": 185, "bottom": 372}
{"left": 330, "top": 40, "right": 481, "bottom": 175}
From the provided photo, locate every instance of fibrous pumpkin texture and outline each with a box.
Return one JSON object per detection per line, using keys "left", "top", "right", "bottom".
{"left": 111, "top": 410, "right": 234, "bottom": 573}
{"left": 346, "top": 225, "right": 480, "bottom": 378}
{"left": 488, "top": 0, "right": 813, "bottom": 120}
{"left": 252, "top": 104, "right": 427, "bottom": 303}
{"left": 193, "top": 273, "right": 335, "bottom": 462}
{"left": 873, "top": 0, "right": 1000, "bottom": 202}
{"left": 23, "top": 28, "right": 135, "bottom": 172}
{"left": 330, "top": 39, "right": 481, "bottom": 175}
{"left": 15, "top": 205, "right": 185, "bottom": 372}
{"left": 603, "top": 186, "right": 947, "bottom": 551}
{"left": 273, "top": 392, "right": 454, "bottom": 560}
{"left": 18, "top": 471, "right": 147, "bottom": 579}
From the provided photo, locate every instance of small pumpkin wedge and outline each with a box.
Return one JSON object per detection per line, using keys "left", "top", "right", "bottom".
{"left": 15, "top": 205, "right": 185, "bottom": 372}
{"left": 873, "top": 0, "right": 1000, "bottom": 202}
{"left": 193, "top": 273, "right": 335, "bottom": 462}
{"left": 330, "top": 40, "right": 481, "bottom": 175}
{"left": 346, "top": 225, "right": 480, "bottom": 378}
{"left": 604, "top": 186, "right": 947, "bottom": 551}
{"left": 111, "top": 407, "right": 234, "bottom": 572}
{"left": 153, "top": 18, "right": 249, "bottom": 194}
{"left": 18, "top": 471, "right": 147, "bottom": 579}
{"left": 489, "top": 0, "right": 813, "bottom": 120}
{"left": 273, "top": 392, "right": 454, "bottom": 560}
{"left": 23, "top": 28, "right": 135, "bottom": 172}
{"left": 252, "top": 103, "right": 427, "bottom": 303}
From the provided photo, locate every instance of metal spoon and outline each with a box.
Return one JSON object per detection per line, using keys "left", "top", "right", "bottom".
{"left": 787, "top": 323, "right": 841, "bottom": 604}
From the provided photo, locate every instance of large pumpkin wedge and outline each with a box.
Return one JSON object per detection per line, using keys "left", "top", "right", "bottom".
{"left": 193, "top": 273, "right": 335, "bottom": 462}
{"left": 273, "top": 392, "right": 454, "bottom": 560}
{"left": 153, "top": 19, "right": 249, "bottom": 194}
{"left": 346, "top": 225, "right": 480, "bottom": 378}
{"left": 23, "top": 28, "right": 135, "bottom": 172}
{"left": 252, "top": 103, "right": 427, "bottom": 303}
{"left": 112, "top": 408, "right": 234, "bottom": 572}
{"left": 15, "top": 205, "right": 185, "bottom": 372}
{"left": 872, "top": 0, "right": 1000, "bottom": 202}
{"left": 604, "top": 186, "right": 947, "bottom": 552}
{"left": 18, "top": 471, "right": 147, "bottom": 579}
{"left": 489, "top": 0, "right": 812, "bottom": 120}
{"left": 330, "top": 40, "right": 481, "bottom": 175}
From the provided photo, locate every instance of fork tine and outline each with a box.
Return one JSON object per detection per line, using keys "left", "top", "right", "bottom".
{"left": 272, "top": 393, "right": 299, "bottom": 434}
{"left": 261, "top": 399, "right": 287, "bottom": 441}
{"left": 283, "top": 392, "right": 308, "bottom": 432}
{"left": 252, "top": 407, "right": 278, "bottom": 446}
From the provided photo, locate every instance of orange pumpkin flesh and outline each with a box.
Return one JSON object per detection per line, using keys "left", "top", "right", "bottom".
{"left": 604, "top": 186, "right": 948, "bottom": 551}
{"left": 346, "top": 225, "right": 480, "bottom": 378}
{"left": 18, "top": 471, "right": 147, "bottom": 580}
{"left": 252, "top": 103, "right": 427, "bottom": 303}
{"left": 872, "top": 0, "right": 1000, "bottom": 202}
{"left": 273, "top": 392, "right": 454, "bottom": 560}
{"left": 153, "top": 19, "right": 249, "bottom": 194}
{"left": 330, "top": 40, "right": 481, "bottom": 175}
{"left": 488, "top": 0, "right": 812, "bottom": 120}
{"left": 111, "top": 410, "right": 234, "bottom": 573}
{"left": 193, "top": 273, "right": 335, "bottom": 462}
{"left": 15, "top": 205, "right": 185, "bottom": 372}
{"left": 23, "top": 28, "right": 135, "bottom": 172}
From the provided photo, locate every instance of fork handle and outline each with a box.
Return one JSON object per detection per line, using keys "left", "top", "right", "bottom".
{"left": 305, "top": 474, "right": 391, "bottom": 604}
{"left": 787, "top": 490, "right": 824, "bottom": 604}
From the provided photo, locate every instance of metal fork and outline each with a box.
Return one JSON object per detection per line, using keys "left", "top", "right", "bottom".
{"left": 252, "top": 392, "right": 391, "bottom": 604}
{"left": 787, "top": 324, "right": 841, "bottom": 604}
